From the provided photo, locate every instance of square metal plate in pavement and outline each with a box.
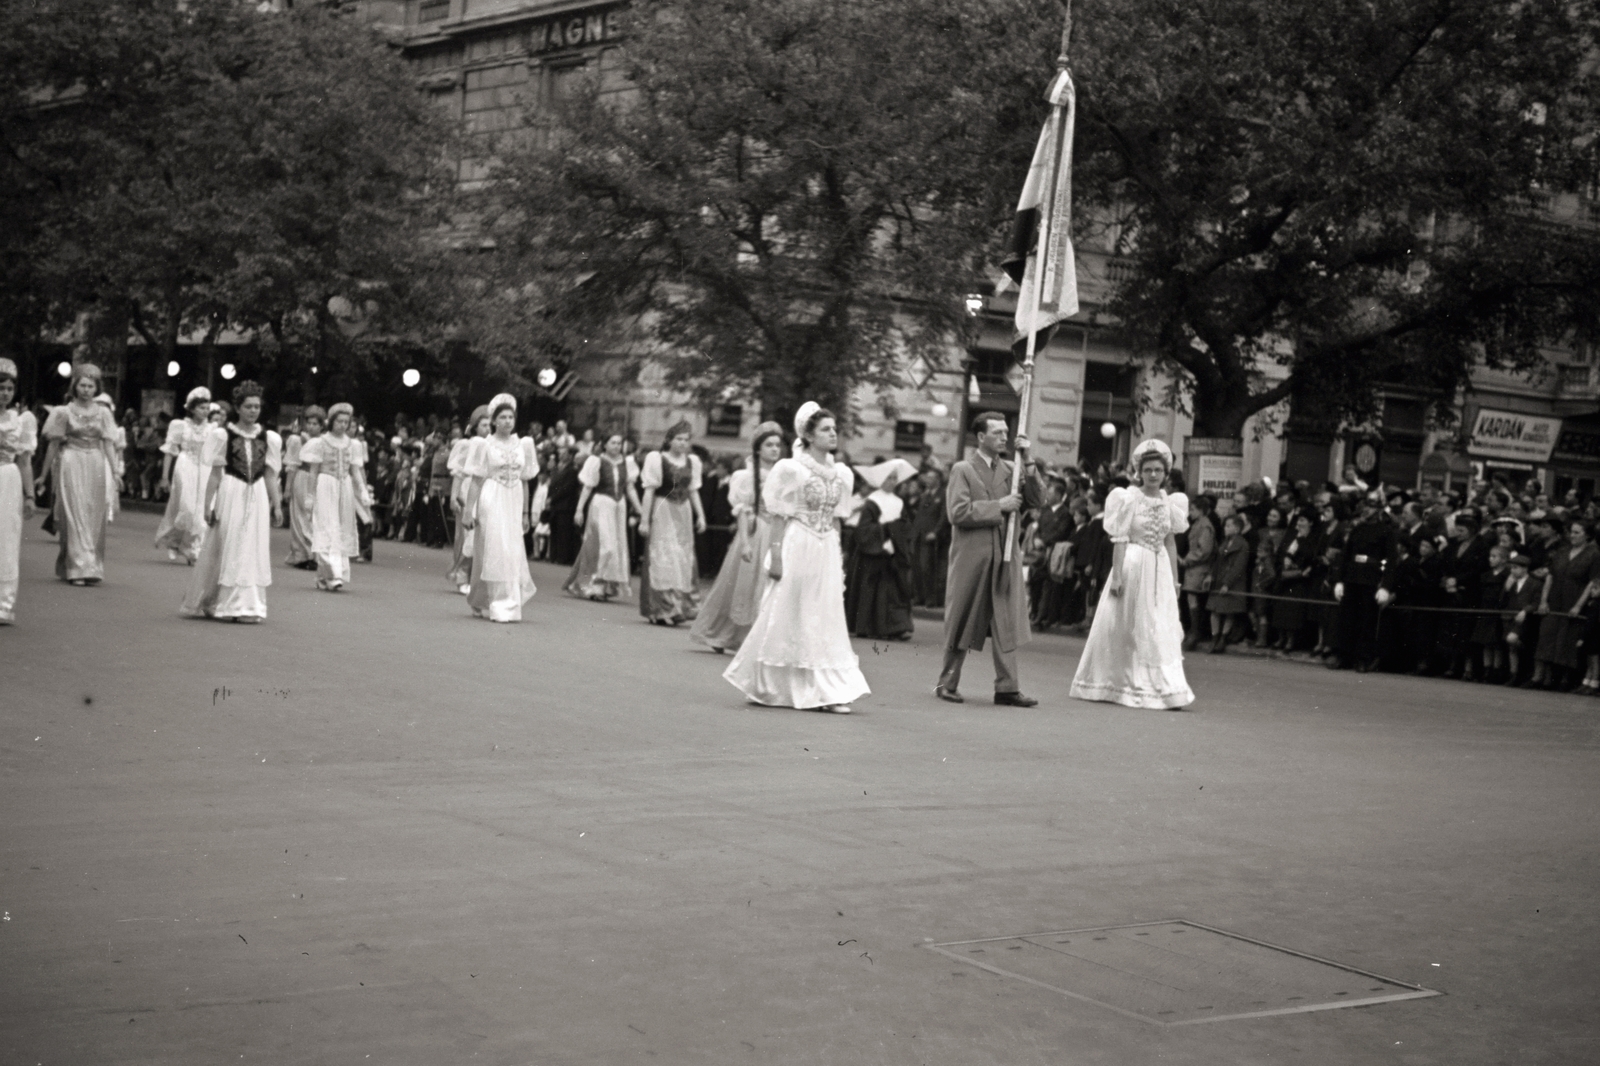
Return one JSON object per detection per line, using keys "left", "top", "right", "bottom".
{"left": 926, "top": 920, "right": 1441, "bottom": 1026}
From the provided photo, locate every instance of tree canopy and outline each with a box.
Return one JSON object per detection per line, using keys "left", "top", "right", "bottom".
{"left": 1069, "top": 0, "right": 1600, "bottom": 437}
{"left": 0, "top": 0, "right": 457, "bottom": 403}
{"left": 488, "top": 0, "right": 1061, "bottom": 430}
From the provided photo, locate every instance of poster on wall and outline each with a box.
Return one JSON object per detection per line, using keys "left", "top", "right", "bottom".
{"left": 1467, "top": 408, "right": 1561, "bottom": 464}
{"left": 1197, "top": 454, "right": 1244, "bottom": 496}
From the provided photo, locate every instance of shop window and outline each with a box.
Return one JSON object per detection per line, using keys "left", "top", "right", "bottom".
{"left": 419, "top": 0, "right": 449, "bottom": 22}
{"left": 706, "top": 403, "right": 742, "bottom": 437}
{"left": 894, "top": 420, "right": 926, "bottom": 452}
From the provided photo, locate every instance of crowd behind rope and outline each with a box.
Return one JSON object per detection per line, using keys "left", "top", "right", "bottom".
{"left": 18, "top": 384, "right": 1600, "bottom": 697}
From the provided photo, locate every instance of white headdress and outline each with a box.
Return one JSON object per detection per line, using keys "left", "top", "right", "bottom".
{"left": 185, "top": 386, "right": 211, "bottom": 408}
{"left": 488, "top": 392, "right": 517, "bottom": 416}
{"left": 792, "top": 401, "right": 821, "bottom": 441}
{"left": 0, "top": 357, "right": 17, "bottom": 379}
{"left": 855, "top": 458, "right": 917, "bottom": 490}
{"left": 93, "top": 392, "right": 114, "bottom": 409}
{"left": 1131, "top": 438, "right": 1175, "bottom": 472}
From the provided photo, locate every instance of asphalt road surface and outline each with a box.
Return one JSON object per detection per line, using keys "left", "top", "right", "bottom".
{"left": 3, "top": 510, "right": 1597, "bottom": 1065}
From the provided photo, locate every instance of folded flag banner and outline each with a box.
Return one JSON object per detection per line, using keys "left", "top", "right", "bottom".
{"left": 1002, "top": 68, "right": 1078, "bottom": 344}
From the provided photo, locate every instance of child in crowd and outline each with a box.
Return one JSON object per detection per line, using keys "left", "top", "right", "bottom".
{"left": 1206, "top": 513, "right": 1250, "bottom": 653}
{"left": 1468, "top": 545, "right": 1510, "bottom": 682}
{"left": 1502, "top": 553, "right": 1543, "bottom": 685}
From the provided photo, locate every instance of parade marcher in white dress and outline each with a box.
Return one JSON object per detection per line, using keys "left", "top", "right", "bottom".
{"left": 639, "top": 422, "right": 706, "bottom": 625}
{"left": 564, "top": 433, "right": 641, "bottom": 601}
{"left": 299, "top": 402, "right": 370, "bottom": 591}
{"left": 461, "top": 393, "right": 539, "bottom": 622}
{"left": 282, "top": 404, "right": 324, "bottom": 570}
{"left": 154, "top": 387, "right": 212, "bottom": 564}
{"left": 39, "top": 364, "right": 121, "bottom": 586}
{"left": 93, "top": 393, "right": 125, "bottom": 523}
{"left": 446, "top": 405, "right": 490, "bottom": 593}
{"left": 1070, "top": 438, "right": 1195, "bottom": 709}
{"left": 181, "top": 381, "right": 283, "bottom": 622}
{"left": 724, "top": 403, "right": 869, "bottom": 712}
{"left": 0, "top": 359, "right": 39, "bottom": 623}
{"left": 691, "top": 421, "right": 784, "bottom": 653}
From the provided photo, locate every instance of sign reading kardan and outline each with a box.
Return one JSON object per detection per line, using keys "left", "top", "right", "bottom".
{"left": 1467, "top": 408, "right": 1562, "bottom": 463}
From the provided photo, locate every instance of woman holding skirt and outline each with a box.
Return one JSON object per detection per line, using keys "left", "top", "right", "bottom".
{"left": 0, "top": 358, "right": 39, "bottom": 623}
{"left": 462, "top": 394, "right": 538, "bottom": 622}
{"left": 565, "top": 432, "right": 641, "bottom": 601}
{"left": 447, "top": 405, "right": 489, "bottom": 593}
{"left": 39, "top": 363, "right": 121, "bottom": 586}
{"left": 181, "top": 381, "right": 282, "bottom": 622}
{"left": 638, "top": 422, "right": 705, "bottom": 625}
{"left": 691, "top": 421, "right": 784, "bottom": 652}
{"left": 281, "top": 404, "right": 324, "bottom": 569}
{"left": 154, "top": 387, "right": 213, "bottom": 564}
{"left": 299, "top": 402, "right": 369, "bottom": 592}
{"left": 724, "top": 403, "right": 868, "bottom": 713}
{"left": 1069, "top": 438, "right": 1195, "bottom": 709}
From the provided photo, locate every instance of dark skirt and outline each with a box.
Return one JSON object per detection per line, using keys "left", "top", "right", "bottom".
{"left": 845, "top": 554, "right": 913, "bottom": 640}
{"left": 1534, "top": 612, "right": 1585, "bottom": 669}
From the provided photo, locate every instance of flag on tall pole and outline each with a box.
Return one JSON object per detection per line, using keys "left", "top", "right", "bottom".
{"left": 1000, "top": 58, "right": 1078, "bottom": 564}
{"left": 1002, "top": 68, "right": 1079, "bottom": 348}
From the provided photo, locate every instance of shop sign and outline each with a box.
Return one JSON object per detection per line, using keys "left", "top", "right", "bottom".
{"left": 1551, "top": 428, "right": 1600, "bottom": 464}
{"left": 1467, "top": 408, "right": 1561, "bottom": 463}
{"left": 529, "top": 6, "right": 624, "bottom": 54}
{"left": 1197, "top": 454, "right": 1243, "bottom": 496}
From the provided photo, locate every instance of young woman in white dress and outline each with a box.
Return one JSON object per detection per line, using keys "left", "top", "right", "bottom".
{"left": 691, "top": 421, "right": 784, "bottom": 653}
{"left": 0, "top": 358, "right": 39, "bottom": 623}
{"left": 93, "top": 394, "right": 126, "bottom": 523}
{"left": 638, "top": 422, "right": 706, "bottom": 625}
{"left": 38, "top": 363, "right": 121, "bottom": 586}
{"left": 446, "top": 405, "right": 490, "bottom": 593}
{"left": 181, "top": 382, "right": 283, "bottom": 622}
{"left": 281, "top": 404, "right": 325, "bottom": 570}
{"left": 299, "top": 402, "right": 370, "bottom": 591}
{"left": 1069, "top": 438, "right": 1195, "bottom": 709}
{"left": 724, "top": 403, "right": 869, "bottom": 713}
{"left": 153, "top": 387, "right": 213, "bottom": 564}
{"left": 565, "top": 431, "right": 641, "bottom": 601}
{"left": 461, "top": 394, "right": 539, "bottom": 622}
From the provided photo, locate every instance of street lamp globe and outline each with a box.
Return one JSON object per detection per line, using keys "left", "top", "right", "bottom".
{"left": 402, "top": 369, "right": 421, "bottom": 387}
{"left": 1100, "top": 421, "right": 1117, "bottom": 440}
{"left": 537, "top": 367, "right": 558, "bottom": 389}
{"left": 931, "top": 402, "right": 949, "bottom": 418}
{"left": 166, "top": 360, "right": 180, "bottom": 377}
{"left": 56, "top": 361, "right": 72, "bottom": 378}
{"left": 220, "top": 363, "right": 237, "bottom": 380}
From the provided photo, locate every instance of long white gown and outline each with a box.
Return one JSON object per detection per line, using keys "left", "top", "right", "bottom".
{"left": 0, "top": 408, "right": 38, "bottom": 622}
{"left": 466, "top": 434, "right": 539, "bottom": 622}
{"left": 724, "top": 454, "right": 870, "bottom": 709}
{"left": 43, "top": 401, "right": 120, "bottom": 583}
{"left": 181, "top": 424, "right": 282, "bottom": 621}
{"left": 283, "top": 431, "right": 317, "bottom": 567}
{"left": 153, "top": 416, "right": 209, "bottom": 562}
{"left": 300, "top": 433, "right": 363, "bottom": 588}
{"left": 1069, "top": 487, "right": 1195, "bottom": 708}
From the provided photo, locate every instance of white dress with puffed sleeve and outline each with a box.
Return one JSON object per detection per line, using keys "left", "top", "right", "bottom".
{"left": 0, "top": 408, "right": 38, "bottom": 621}
{"left": 181, "top": 424, "right": 282, "bottom": 621}
{"left": 1070, "top": 488, "right": 1194, "bottom": 708}
{"left": 723, "top": 454, "right": 869, "bottom": 709}
{"left": 466, "top": 434, "right": 538, "bottom": 622}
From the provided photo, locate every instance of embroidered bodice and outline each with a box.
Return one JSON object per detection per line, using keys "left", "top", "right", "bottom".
{"left": 0, "top": 409, "right": 37, "bottom": 465}
{"left": 163, "top": 417, "right": 208, "bottom": 462}
{"left": 481, "top": 436, "right": 532, "bottom": 488}
{"left": 1104, "top": 487, "right": 1188, "bottom": 555}
{"left": 44, "top": 402, "right": 116, "bottom": 450}
{"left": 764, "top": 453, "right": 854, "bottom": 536}
{"left": 223, "top": 425, "right": 268, "bottom": 483}
{"left": 306, "top": 435, "right": 357, "bottom": 480}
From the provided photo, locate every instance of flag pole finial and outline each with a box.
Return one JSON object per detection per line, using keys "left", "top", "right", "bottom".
{"left": 1058, "top": 0, "right": 1073, "bottom": 71}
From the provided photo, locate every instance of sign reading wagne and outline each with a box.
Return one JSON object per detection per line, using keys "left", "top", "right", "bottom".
{"left": 529, "top": 7, "right": 623, "bottom": 53}
{"left": 1467, "top": 408, "right": 1561, "bottom": 463}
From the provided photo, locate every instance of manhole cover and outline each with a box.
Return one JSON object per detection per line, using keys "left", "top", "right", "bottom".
{"left": 925, "top": 920, "right": 1441, "bottom": 1025}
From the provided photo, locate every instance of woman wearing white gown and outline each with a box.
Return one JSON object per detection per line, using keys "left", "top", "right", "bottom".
{"left": 0, "top": 358, "right": 39, "bottom": 623}
{"left": 724, "top": 403, "right": 869, "bottom": 713}
{"left": 153, "top": 387, "right": 212, "bottom": 564}
{"left": 691, "top": 421, "right": 784, "bottom": 652}
{"left": 299, "top": 402, "right": 370, "bottom": 592}
{"left": 181, "top": 381, "right": 283, "bottom": 622}
{"left": 446, "top": 405, "right": 489, "bottom": 593}
{"left": 39, "top": 363, "right": 121, "bottom": 586}
{"left": 1069, "top": 438, "right": 1195, "bottom": 709}
{"left": 564, "top": 431, "right": 641, "bottom": 601}
{"left": 461, "top": 394, "right": 539, "bottom": 622}
{"left": 281, "top": 404, "right": 324, "bottom": 570}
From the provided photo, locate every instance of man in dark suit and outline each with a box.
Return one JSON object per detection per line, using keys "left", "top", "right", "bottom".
{"left": 1331, "top": 490, "right": 1399, "bottom": 672}
{"left": 936, "top": 412, "right": 1044, "bottom": 706}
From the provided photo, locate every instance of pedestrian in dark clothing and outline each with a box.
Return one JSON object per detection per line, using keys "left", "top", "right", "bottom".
{"left": 697, "top": 458, "right": 735, "bottom": 577}
{"left": 1271, "top": 514, "right": 1318, "bottom": 651}
{"left": 1502, "top": 553, "right": 1544, "bottom": 685}
{"left": 1469, "top": 545, "right": 1510, "bottom": 682}
{"left": 909, "top": 468, "right": 951, "bottom": 607}
{"left": 546, "top": 447, "right": 582, "bottom": 566}
{"left": 1331, "top": 491, "right": 1399, "bottom": 672}
{"left": 1435, "top": 513, "right": 1492, "bottom": 677}
{"left": 1207, "top": 514, "right": 1250, "bottom": 652}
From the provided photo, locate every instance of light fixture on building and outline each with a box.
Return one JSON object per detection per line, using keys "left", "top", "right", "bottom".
{"left": 166, "top": 360, "right": 181, "bottom": 377}
{"left": 57, "top": 361, "right": 73, "bottom": 378}
{"left": 402, "top": 368, "right": 421, "bottom": 387}
{"left": 931, "top": 402, "right": 949, "bottom": 418}
{"left": 1100, "top": 421, "right": 1117, "bottom": 440}
{"left": 537, "top": 367, "right": 558, "bottom": 389}
{"left": 220, "top": 363, "right": 237, "bottom": 380}
{"left": 965, "top": 293, "right": 985, "bottom": 317}
{"left": 310, "top": 366, "right": 319, "bottom": 375}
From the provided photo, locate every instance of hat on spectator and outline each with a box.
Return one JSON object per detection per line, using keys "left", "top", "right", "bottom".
{"left": 185, "top": 386, "right": 211, "bottom": 408}
{"left": 0, "top": 357, "right": 16, "bottom": 380}
{"left": 1509, "top": 554, "right": 1532, "bottom": 567}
